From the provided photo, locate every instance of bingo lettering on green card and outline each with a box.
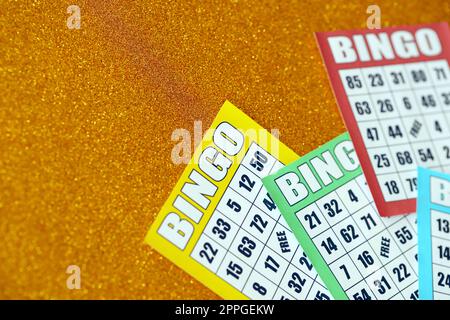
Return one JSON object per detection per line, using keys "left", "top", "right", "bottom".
{"left": 263, "top": 132, "right": 418, "bottom": 300}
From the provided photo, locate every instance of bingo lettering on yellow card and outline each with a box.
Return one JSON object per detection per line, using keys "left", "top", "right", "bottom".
{"left": 145, "top": 101, "right": 332, "bottom": 300}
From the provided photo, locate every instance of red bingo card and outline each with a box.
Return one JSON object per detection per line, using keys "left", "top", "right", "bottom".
{"left": 316, "top": 23, "right": 450, "bottom": 217}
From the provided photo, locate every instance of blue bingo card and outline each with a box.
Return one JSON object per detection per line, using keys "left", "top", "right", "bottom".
{"left": 418, "top": 167, "right": 450, "bottom": 300}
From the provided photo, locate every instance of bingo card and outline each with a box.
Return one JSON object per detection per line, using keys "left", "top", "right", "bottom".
{"left": 417, "top": 167, "right": 450, "bottom": 300}
{"left": 316, "top": 23, "right": 450, "bottom": 216}
{"left": 145, "top": 101, "right": 332, "bottom": 300}
{"left": 263, "top": 132, "right": 419, "bottom": 300}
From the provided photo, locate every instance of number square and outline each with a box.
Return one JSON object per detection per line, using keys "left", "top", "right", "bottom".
{"left": 372, "top": 92, "right": 400, "bottom": 120}
{"left": 203, "top": 210, "right": 239, "bottom": 248}
{"left": 432, "top": 236, "right": 450, "bottom": 266}
{"left": 312, "top": 229, "right": 346, "bottom": 264}
{"left": 431, "top": 210, "right": 450, "bottom": 238}
{"left": 426, "top": 60, "right": 450, "bottom": 87}
{"left": 346, "top": 280, "right": 375, "bottom": 300}
{"left": 367, "top": 147, "right": 397, "bottom": 175}
{"left": 424, "top": 113, "right": 450, "bottom": 138}
{"left": 433, "top": 139, "right": 450, "bottom": 166}
{"left": 353, "top": 204, "right": 385, "bottom": 239}
{"left": 333, "top": 216, "right": 366, "bottom": 252}
{"left": 389, "top": 144, "right": 417, "bottom": 172}
{"left": 404, "top": 246, "right": 418, "bottom": 276}
{"left": 241, "top": 143, "right": 277, "bottom": 179}
{"left": 361, "top": 66, "right": 390, "bottom": 93}
{"left": 229, "top": 165, "right": 263, "bottom": 203}
{"left": 435, "top": 86, "right": 450, "bottom": 110}
{"left": 380, "top": 118, "right": 409, "bottom": 146}
{"left": 383, "top": 64, "right": 411, "bottom": 90}
{"left": 365, "top": 268, "right": 399, "bottom": 300}
{"left": 358, "top": 121, "right": 388, "bottom": 148}
{"left": 401, "top": 283, "right": 419, "bottom": 300}
{"left": 348, "top": 242, "right": 382, "bottom": 278}
{"left": 273, "top": 288, "right": 295, "bottom": 300}
{"left": 191, "top": 234, "right": 227, "bottom": 273}
{"left": 392, "top": 90, "right": 421, "bottom": 117}
{"left": 399, "top": 170, "right": 418, "bottom": 199}
{"left": 291, "top": 246, "right": 318, "bottom": 279}
{"left": 405, "top": 62, "right": 432, "bottom": 89}
{"left": 316, "top": 191, "right": 351, "bottom": 226}
{"left": 305, "top": 282, "right": 332, "bottom": 300}
{"left": 348, "top": 95, "right": 377, "bottom": 121}
{"left": 335, "top": 180, "right": 370, "bottom": 213}
{"left": 254, "top": 246, "right": 289, "bottom": 285}
{"left": 216, "top": 188, "right": 252, "bottom": 226}
{"left": 432, "top": 265, "right": 450, "bottom": 296}
{"left": 388, "top": 218, "right": 417, "bottom": 252}
{"left": 411, "top": 141, "right": 441, "bottom": 168}
{"left": 279, "top": 265, "right": 314, "bottom": 300}
{"left": 230, "top": 229, "right": 264, "bottom": 267}
{"left": 355, "top": 174, "right": 372, "bottom": 198}
{"left": 339, "top": 68, "right": 368, "bottom": 96}
{"left": 254, "top": 187, "right": 281, "bottom": 221}
{"left": 217, "top": 252, "right": 252, "bottom": 291}
{"left": 329, "top": 254, "right": 363, "bottom": 290}
{"left": 414, "top": 88, "right": 442, "bottom": 114}
{"left": 296, "top": 203, "right": 330, "bottom": 238}
{"left": 385, "top": 255, "right": 417, "bottom": 291}
{"left": 242, "top": 270, "right": 277, "bottom": 300}
{"left": 378, "top": 173, "right": 407, "bottom": 201}
{"left": 241, "top": 205, "right": 276, "bottom": 243}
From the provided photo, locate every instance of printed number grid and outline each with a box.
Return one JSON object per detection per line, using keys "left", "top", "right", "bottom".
{"left": 340, "top": 59, "right": 450, "bottom": 202}
{"left": 297, "top": 174, "right": 418, "bottom": 300}
{"left": 190, "top": 142, "right": 331, "bottom": 300}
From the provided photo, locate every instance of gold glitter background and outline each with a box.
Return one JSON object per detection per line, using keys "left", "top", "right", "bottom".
{"left": 1, "top": 0, "right": 449, "bottom": 299}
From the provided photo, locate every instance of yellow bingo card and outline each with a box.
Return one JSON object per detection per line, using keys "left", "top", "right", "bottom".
{"left": 145, "top": 101, "right": 332, "bottom": 300}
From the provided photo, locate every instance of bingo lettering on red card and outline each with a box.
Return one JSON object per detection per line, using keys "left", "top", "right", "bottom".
{"left": 316, "top": 23, "right": 450, "bottom": 216}
{"left": 145, "top": 101, "right": 331, "bottom": 300}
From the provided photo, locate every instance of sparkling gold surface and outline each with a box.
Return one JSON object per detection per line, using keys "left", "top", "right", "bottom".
{"left": 1, "top": 0, "right": 449, "bottom": 299}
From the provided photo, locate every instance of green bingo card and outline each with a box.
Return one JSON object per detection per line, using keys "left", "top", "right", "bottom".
{"left": 263, "top": 133, "right": 418, "bottom": 300}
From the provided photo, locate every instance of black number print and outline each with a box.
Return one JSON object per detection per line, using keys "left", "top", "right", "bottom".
{"left": 369, "top": 73, "right": 384, "bottom": 87}
{"left": 253, "top": 282, "right": 267, "bottom": 295}
{"left": 323, "top": 199, "right": 342, "bottom": 217}
{"left": 437, "top": 218, "right": 450, "bottom": 233}
{"left": 304, "top": 211, "right": 322, "bottom": 230}
{"left": 340, "top": 224, "right": 359, "bottom": 243}
{"left": 199, "top": 242, "right": 218, "bottom": 264}
{"left": 374, "top": 276, "right": 391, "bottom": 294}
{"left": 384, "top": 180, "right": 400, "bottom": 195}
{"left": 226, "top": 261, "right": 243, "bottom": 279}
{"left": 237, "top": 236, "right": 256, "bottom": 258}
{"left": 321, "top": 237, "right": 338, "bottom": 255}
{"left": 374, "top": 154, "right": 390, "bottom": 168}
{"left": 239, "top": 174, "right": 255, "bottom": 192}
{"left": 377, "top": 99, "right": 394, "bottom": 113}
{"left": 437, "top": 272, "right": 450, "bottom": 288}
{"left": 288, "top": 272, "right": 306, "bottom": 293}
{"left": 298, "top": 251, "right": 313, "bottom": 271}
{"left": 250, "top": 214, "right": 268, "bottom": 233}
{"left": 250, "top": 151, "right": 268, "bottom": 172}
{"left": 392, "top": 263, "right": 411, "bottom": 283}
{"left": 346, "top": 75, "right": 362, "bottom": 89}
{"left": 212, "top": 218, "right": 231, "bottom": 240}
{"left": 355, "top": 101, "right": 372, "bottom": 115}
